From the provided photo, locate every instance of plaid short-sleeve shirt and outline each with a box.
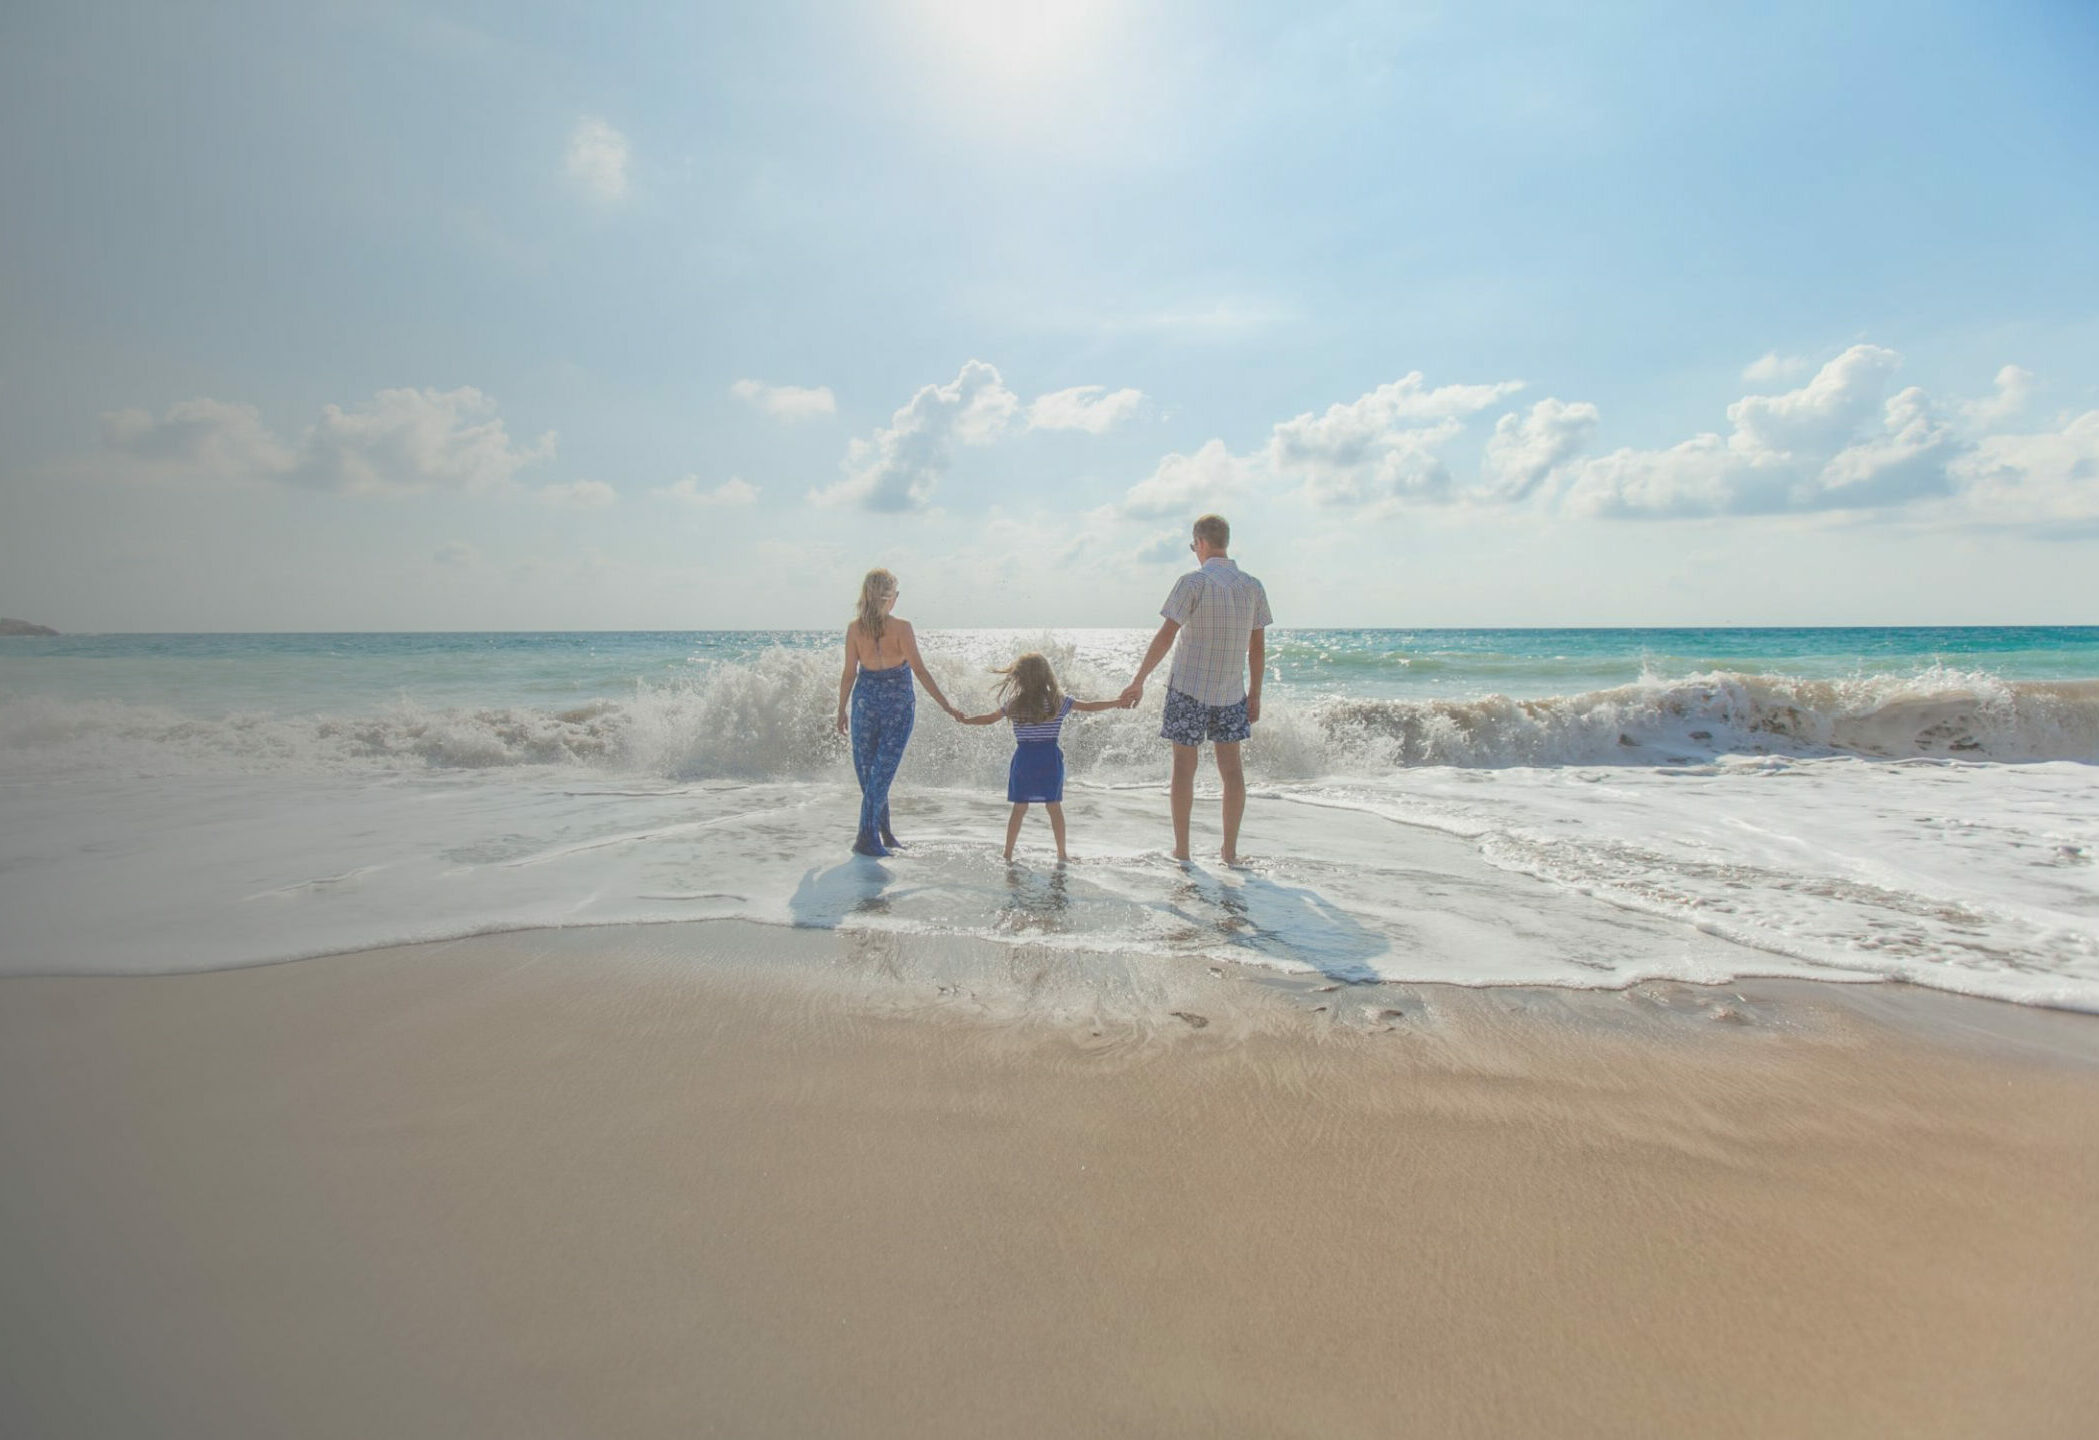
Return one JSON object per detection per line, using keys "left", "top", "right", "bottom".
{"left": 1161, "top": 557, "right": 1272, "bottom": 706}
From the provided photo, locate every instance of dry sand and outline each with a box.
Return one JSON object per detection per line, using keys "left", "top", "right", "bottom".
{"left": 3, "top": 922, "right": 2097, "bottom": 1438}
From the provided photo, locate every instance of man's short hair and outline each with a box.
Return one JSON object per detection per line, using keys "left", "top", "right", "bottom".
{"left": 1192, "top": 514, "right": 1230, "bottom": 550}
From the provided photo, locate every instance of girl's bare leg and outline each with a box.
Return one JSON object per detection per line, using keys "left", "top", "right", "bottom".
{"left": 1004, "top": 803, "right": 1027, "bottom": 860}
{"left": 1046, "top": 802, "right": 1068, "bottom": 862}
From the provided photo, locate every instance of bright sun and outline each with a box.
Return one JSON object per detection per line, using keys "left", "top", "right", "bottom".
{"left": 903, "top": 0, "right": 1117, "bottom": 91}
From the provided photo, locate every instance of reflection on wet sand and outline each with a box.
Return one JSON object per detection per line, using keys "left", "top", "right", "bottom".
{"left": 997, "top": 862, "right": 1071, "bottom": 933}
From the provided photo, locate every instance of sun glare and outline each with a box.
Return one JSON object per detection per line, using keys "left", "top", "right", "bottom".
{"left": 903, "top": 0, "right": 1116, "bottom": 91}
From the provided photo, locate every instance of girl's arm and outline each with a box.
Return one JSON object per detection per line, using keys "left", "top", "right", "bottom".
{"left": 835, "top": 627, "right": 858, "bottom": 735}
{"left": 897, "top": 621, "right": 960, "bottom": 717}
{"left": 956, "top": 709, "right": 1005, "bottom": 725}
{"left": 1068, "top": 697, "right": 1123, "bottom": 713}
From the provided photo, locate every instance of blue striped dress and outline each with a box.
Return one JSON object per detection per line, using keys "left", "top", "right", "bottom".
{"left": 1005, "top": 695, "right": 1075, "bottom": 803}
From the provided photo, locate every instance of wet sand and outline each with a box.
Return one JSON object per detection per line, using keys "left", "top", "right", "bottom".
{"left": 3, "top": 922, "right": 2097, "bottom": 1438}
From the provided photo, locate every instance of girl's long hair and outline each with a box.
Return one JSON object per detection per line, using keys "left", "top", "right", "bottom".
{"left": 995, "top": 652, "right": 1062, "bottom": 725}
{"left": 856, "top": 568, "right": 897, "bottom": 643}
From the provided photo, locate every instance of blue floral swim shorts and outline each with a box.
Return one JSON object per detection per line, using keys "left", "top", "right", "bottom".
{"left": 1160, "top": 686, "right": 1251, "bottom": 746}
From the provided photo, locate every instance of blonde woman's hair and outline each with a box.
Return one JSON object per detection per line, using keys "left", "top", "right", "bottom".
{"left": 857, "top": 568, "right": 897, "bottom": 642}
{"left": 995, "top": 652, "right": 1063, "bottom": 725}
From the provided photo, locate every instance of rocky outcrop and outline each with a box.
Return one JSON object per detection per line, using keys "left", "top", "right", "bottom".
{"left": 0, "top": 618, "right": 59, "bottom": 636}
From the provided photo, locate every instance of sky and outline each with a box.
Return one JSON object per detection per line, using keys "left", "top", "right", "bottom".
{"left": 3, "top": 0, "right": 2098, "bottom": 631}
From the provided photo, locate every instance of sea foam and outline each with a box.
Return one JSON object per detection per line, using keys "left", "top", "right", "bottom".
{"left": 5, "top": 647, "right": 2094, "bottom": 781}
{"left": 4, "top": 638, "right": 2096, "bottom": 1008}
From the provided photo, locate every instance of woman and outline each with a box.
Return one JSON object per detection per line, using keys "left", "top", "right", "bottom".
{"left": 835, "top": 569, "right": 959, "bottom": 857}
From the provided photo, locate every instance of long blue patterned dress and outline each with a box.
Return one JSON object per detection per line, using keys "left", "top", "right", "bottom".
{"left": 849, "top": 662, "right": 915, "bottom": 856}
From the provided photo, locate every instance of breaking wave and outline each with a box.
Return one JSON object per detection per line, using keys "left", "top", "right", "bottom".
{"left": 4, "top": 645, "right": 2095, "bottom": 781}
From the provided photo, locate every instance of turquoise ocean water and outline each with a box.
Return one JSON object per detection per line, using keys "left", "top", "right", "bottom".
{"left": 6, "top": 627, "right": 2097, "bottom": 718}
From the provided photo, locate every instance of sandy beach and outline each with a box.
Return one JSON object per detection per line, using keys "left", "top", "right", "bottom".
{"left": 3, "top": 921, "right": 2096, "bottom": 1438}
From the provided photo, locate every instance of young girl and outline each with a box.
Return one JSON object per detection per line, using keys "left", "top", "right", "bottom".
{"left": 957, "top": 652, "right": 1121, "bottom": 862}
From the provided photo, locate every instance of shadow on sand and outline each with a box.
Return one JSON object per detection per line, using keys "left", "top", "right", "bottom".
{"left": 1166, "top": 867, "right": 1389, "bottom": 984}
{"left": 788, "top": 857, "right": 899, "bottom": 927}
{"left": 789, "top": 854, "right": 1388, "bottom": 986}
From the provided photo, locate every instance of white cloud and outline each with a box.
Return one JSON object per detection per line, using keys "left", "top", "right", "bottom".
{"left": 432, "top": 540, "right": 480, "bottom": 567}
{"left": 1119, "top": 438, "right": 1252, "bottom": 518}
{"left": 1103, "top": 371, "right": 1527, "bottom": 520}
{"left": 1132, "top": 529, "right": 1191, "bottom": 564}
{"left": 537, "top": 479, "right": 617, "bottom": 508}
{"left": 566, "top": 116, "right": 629, "bottom": 203}
{"left": 297, "top": 387, "right": 556, "bottom": 495}
{"left": 812, "top": 359, "right": 1018, "bottom": 512}
{"left": 656, "top": 475, "right": 759, "bottom": 507}
{"left": 1962, "top": 364, "right": 2035, "bottom": 427}
{"left": 1743, "top": 352, "right": 1812, "bottom": 385}
{"left": 1027, "top": 385, "right": 1145, "bottom": 434}
{"left": 1267, "top": 373, "right": 1522, "bottom": 506}
{"left": 1564, "top": 345, "right": 1961, "bottom": 517}
{"left": 101, "top": 387, "right": 556, "bottom": 496}
{"left": 1951, "top": 408, "right": 2099, "bottom": 526}
{"left": 101, "top": 398, "right": 294, "bottom": 478}
{"left": 1729, "top": 344, "right": 1902, "bottom": 455}
{"left": 730, "top": 379, "right": 836, "bottom": 421}
{"left": 1480, "top": 398, "right": 1599, "bottom": 501}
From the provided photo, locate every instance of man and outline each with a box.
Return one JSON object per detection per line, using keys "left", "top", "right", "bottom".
{"left": 1118, "top": 513, "right": 1271, "bottom": 865}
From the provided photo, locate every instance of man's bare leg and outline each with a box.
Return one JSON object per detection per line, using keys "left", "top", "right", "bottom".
{"left": 1216, "top": 741, "right": 1246, "bottom": 864}
{"left": 1169, "top": 744, "right": 1199, "bottom": 861}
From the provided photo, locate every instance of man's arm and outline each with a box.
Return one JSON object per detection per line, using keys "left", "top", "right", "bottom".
{"left": 1118, "top": 619, "right": 1180, "bottom": 708}
{"left": 1246, "top": 627, "right": 1265, "bottom": 725}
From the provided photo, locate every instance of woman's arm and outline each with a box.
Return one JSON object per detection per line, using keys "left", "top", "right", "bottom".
{"left": 897, "top": 622, "right": 960, "bottom": 717}
{"left": 835, "top": 627, "right": 858, "bottom": 735}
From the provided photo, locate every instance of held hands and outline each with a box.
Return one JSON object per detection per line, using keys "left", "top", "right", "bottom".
{"left": 1117, "top": 682, "right": 1144, "bottom": 709}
